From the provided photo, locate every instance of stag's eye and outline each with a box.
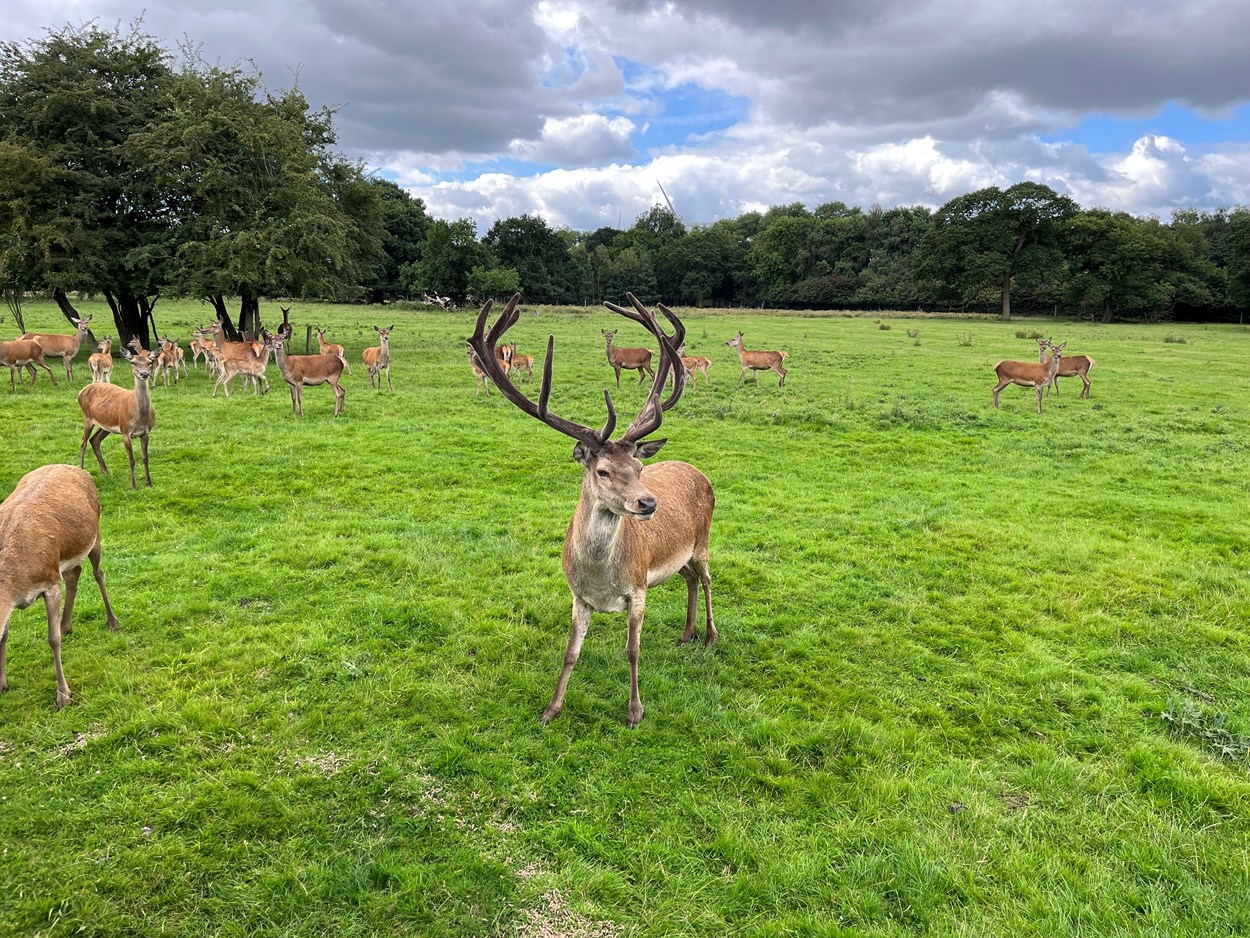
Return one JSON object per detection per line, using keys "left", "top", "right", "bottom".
{"left": 596, "top": 469, "right": 610, "bottom": 479}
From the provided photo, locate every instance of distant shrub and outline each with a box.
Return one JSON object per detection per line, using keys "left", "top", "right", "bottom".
{"left": 906, "top": 328, "right": 920, "bottom": 338}
{"left": 1162, "top": 334, "right": 1188, "bottom": 344}
{"left": 879, "top": 323, "right": 892, "bottom": 331}
{"left": 957, "top": 332, "right": 973, "bottom": 347}
{"left": 1015, "top": 329, "right": 1046, "bottom": 340}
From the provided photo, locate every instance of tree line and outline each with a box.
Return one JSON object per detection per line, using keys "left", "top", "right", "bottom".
{"left": 3, "top": 24, "right": 1249, "bottom": 349}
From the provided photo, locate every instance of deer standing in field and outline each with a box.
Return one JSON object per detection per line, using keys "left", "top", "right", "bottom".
{"left": 89, "top": 338, "right": 114, "bottom": 384}
{"left": 154, "top": 336, "right": 182, "bottom": 387}
{"left": 992, "top": 342, "right": 1065, "bottom": 414}
{"left": 602, "top": 328, "right": 655, "bottom": 388}
{"left": 0, "top": 464, "right": 121, "bottom": 709}
{"left": 726, "top": 331, "right": 788, "bottom": 387}
{"left": 363, "top": 325, "right": 394, "bottom": 391}
{"left": 20, "top": 315, "right": 93, "bottom": 383}
{"left": 77, "top": 345, "right": 158, "bottom": 489}
{"left": 315, "top": 326, "right": 352, "bottom": 373}
{"left": 508, "top": 343, "right": 535, "bottom": 382}
{"left": 204, "top": 321, "right": 272, "bottom": 397}
{"left": 1042, "top": 338, "right": 1095, "bottom": 399}
{"left": 470, "top": 292, "right": 715, "bottom": 728}
{"left": 189, "top": 329, "right": 219, "bottom": 373}
{"left": 273, "top": 332, "right": 346, "bottom": 417}
{"left": 678, "top": 343, "right": 711, "bottom": 388}
{"left": 467, "top": 342, "right": 493, "bottom": 396}
{"left": 0, "top": 337, "right": 55, "bottom": 391}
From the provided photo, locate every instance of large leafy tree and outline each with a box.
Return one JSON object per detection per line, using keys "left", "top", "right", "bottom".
{"left": 915, "top": 182, "right": 1077, "bottom": 320}
{"left": 0, "top": 23, "right": 179, "bottom": 347}
{"left": 483, "top": 214, "right": 575, "bottom": 304}
{"left": 402, "top": 218, "right": 485, "bottom": 300}
{"left": 363, "top": 178, "right": 430, "bottom": 303}
{"left": 1061, "top": 209, "right": 1169, "bottom": 321}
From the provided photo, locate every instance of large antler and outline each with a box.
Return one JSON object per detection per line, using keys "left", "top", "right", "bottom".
{"left": 602, "top": 292, "right": 686, "bottom": 444}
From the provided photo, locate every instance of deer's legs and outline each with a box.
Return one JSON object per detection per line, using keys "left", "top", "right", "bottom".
{"left": 87, "top": 428, "right": 110, "bottom": 474}
{"left": 692, "top": 550, "right": 716, "bottom": 646}
{"left": 992, "top": 380, "right": 1009, "bottom": 408}
{"left": 43, "top": 582, "right": 70, "bottom": 709}
{"left": 1035, "top": 386, "right": 1044, "bottom": 414}
{"left": 1, "top": 609, "right": 10, "bottom": 693}
{"left": 123, "top": 435, "right": 138, "bottom": 489}
{"left": 89, "top": 542, "right": 120, "bottom": 632}
{"left": 139, "top": 433, "right": 152, "bottom": 487}
{"left": 625, "top": 595, "right": 646, "bottom": 728}
{"left": 60, "top": 564, "right": 82, "bottom": 636}
{"left": 1081, "top": 373, "right": 1091, "bottom": 398}
{"left": 385, "top": 365, "right": 392, "bottom": 392}
{"left": 542, "top": 598, "right": 593, "bottom": 725}
{"left": 679, "top": 567, "right": 700, "bottom": 644}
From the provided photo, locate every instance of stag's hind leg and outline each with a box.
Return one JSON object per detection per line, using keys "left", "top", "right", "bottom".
{"left": 88, "top": 542, "right": 120, "bottom": 632}
{"left": 679, "top": 566, "right": 700, "bottom": 644}
{"left": 43, "top": 581, "right": 70, "bottom": 708}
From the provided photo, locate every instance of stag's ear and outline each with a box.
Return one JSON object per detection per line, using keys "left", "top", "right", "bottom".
{"left": 634, "top": 438, "right": 667, "bottom": 459}
{"left": 572, "top": 441, "right": 597, "bottom": 465}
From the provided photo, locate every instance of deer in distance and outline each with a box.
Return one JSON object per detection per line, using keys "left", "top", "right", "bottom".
{"left": 678, "top": 343, "right": 711, "bottom": 388}
{"left": 88, "top": 337, "right": 114, "bottom": 384}
{"left": 315, "top": 326, "right": 352, "bottom": 373}
{"left": 470, "top": 292, "right": 715, "bottom": 729}
{"left": 273, "top": 331, "right": 346, "bottom": 417}
{"left": 363, "top": 325, "right": 394, "bottom": 391}
{"left": 602, "top": 328, "right": 655, "bottom": 387}
{"left": 467, "top": 342, "right": 494, "bottom": 396}
{"left": 1041, "top": 338, "right": 1095, "bottom": 398}
{"left": 992, "top": 342, "right": 1065, "bottom": 414}
{"left": 508, "top": 343, "right": 535, "bottom": 382}
{"left": 204, "top": 323, "right": 274, "bottom": 397}
{"left": 726, "top": 331, "right": 788, "bottom": 387}
{"left": 78, "top": 344, "right": 158, "bottom": 489}
{"left": 0, "top": 464, "right": 121, "bottom": 709}
{"left": 20, "top": 315, "right": 93, "bottom": 383}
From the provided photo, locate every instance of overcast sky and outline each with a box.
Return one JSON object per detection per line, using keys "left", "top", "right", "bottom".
{"left": 7, "top": 0, "right": 1250, "bottom": 233}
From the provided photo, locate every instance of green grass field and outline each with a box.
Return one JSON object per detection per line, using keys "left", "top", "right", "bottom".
{"left": 2, "top": 297, "right": 1249, "bottom": 937}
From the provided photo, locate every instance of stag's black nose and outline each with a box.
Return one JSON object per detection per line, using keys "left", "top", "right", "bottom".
{"left": 637, "top": 495, "right": 658, "bottom": 516}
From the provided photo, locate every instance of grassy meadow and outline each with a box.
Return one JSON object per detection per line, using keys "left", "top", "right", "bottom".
{"left": 2, "top": 297, "right": 1249, "bottom": 936}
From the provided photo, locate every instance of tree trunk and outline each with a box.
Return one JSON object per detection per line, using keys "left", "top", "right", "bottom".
{"left": 999, "top": 272, "right": 1012, "bottom": 321}
{"left": 3, "top": 289, "right": 27, "bottom": 333}
{"left": 54, "top": 288, "right": 102, "bottom": 349}
{"left": 1101, "top": 299, "right": 1114, "bottom": 323}
{"left": 206, "top": 295, "right": 239, "bottom": 342}
{"left": 237, "top": 288, "right": 262, "bottom": 340}
{"left": 101, "top": 289, "right": 155, "bottom": 351}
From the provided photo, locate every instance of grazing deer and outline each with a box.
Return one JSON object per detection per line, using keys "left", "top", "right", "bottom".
{"left": 507, "top": 343, "right": 535, "bottom": 382}
{"left": 273, "top": 333, "right": 346, "bottom": 417}
{"left": 602, "top": 328, "right": 655, "bottom": 387}
{"left": 1042, "top": 338, "right": 1095, "bottom": 398}
{"left": 467, "top": 342, "right": 493, "bottom": 396}
{"left": 726, "top": 332, "right": 787, "bottom": 387}
{"left": 77, "top": 345, "right": 158, "bottom": 489}
{"left": 470, "top": 292, "right": 715, "bottom": 728}
{"left": 678, "top": 343, "right": 711, "bottom": 387}
{"left": 89, "top": 338, "right": 114, "bottom": 384}
{"left": 363, "top": 325, "right": 394, "bottom": 391}
{"left": 992, "top": 342, "right": 1065, "bottom": 414}
{"left": 315, "top": 326, "right": 352, "bottom": 373}
{"left": 0, "top": 464, "right": 121, "bottom": 709}
{"left": 0, "top": 338, "right": 55, "bottom": 392}
{"left": 21, "top": 315, "right": 93, "bottom": 383}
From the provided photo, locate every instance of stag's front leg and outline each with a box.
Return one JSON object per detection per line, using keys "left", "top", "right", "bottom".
{"left": 625, "top": 594, "right": 646, "bottom": 728}
{"left": 542, "top": 598, "right": 593, "bottom": 725}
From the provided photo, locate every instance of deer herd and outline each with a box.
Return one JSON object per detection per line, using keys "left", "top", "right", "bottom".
{"left": 2, "top": 300, "right": 1099, "bottom": 722}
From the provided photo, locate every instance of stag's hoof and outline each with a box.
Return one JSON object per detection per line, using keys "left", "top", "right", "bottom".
{"left": 627, "top": 704, "right": 645, "bottom": 728}
{"left": 56, "top": 690, "right": 71, "bottom": 709}
{"left": 540, "top": 705, "right": 562, "bottom": 725}
{"left": 704, "top": 627, "right": 719, "bottom": 647}
{"left": 678, "top": 627, "right": 698, "bottom": 645}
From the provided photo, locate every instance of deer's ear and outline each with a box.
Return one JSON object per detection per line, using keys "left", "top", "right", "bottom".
{"left": 635, "top": 438, "right": 667, "bottom": 459}
{"left": 572, "top": 442, "right": 597, "bottom": 465}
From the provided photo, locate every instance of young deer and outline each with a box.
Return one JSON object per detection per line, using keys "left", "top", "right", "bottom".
{"left": 273, "top": 333, "right": 346, "bottom": 417}
{"left": 205, "top": 323, "right": 273, "bottom": 398}
{"left": 89, "top": 338, "right": 114, "bottom": 384}
{"left": 470, "top": 292, "right": 715, "bottom": 728}
{"left": 1042, "top": 338, "right": 1095, "bottom": 398}
{"left": 726, "top": 331, "right": 788, "bottom": 387}
{"left": 363, "top": 325, "right": 394, "bottom": 390}
{"left": 602, "top": 328, "right": 655, "bottom": 388}
{"left": 1, "top": 464, "right": 121, "bottom": 709}
{"left": 78, "top": 345, "right": 158, "bottom": 489}
{"left": 678, "top": 343, "right": 711, "bottom": 387}
{"left": 508, "top": 344, "right": 535, "bottom": 382}
{"left": 467, "top": 342, "right": 493, "bottom": 396}
{"left": 993, "top": 342, "right": 1065, "bottom": 414}
{"left": 315, "top": 326, "right": 352, "bottom": 373}
{"left": 154, "top": 336, "right": 182, "bottom": 387}
{"left": 21, "top": 315, "right": 93, "bottom": 383}
{"left": 0, "top": 338, "right": 55, "bottom": 392}
{"left": 189, "top": 329, "right": 219, "bottom": 372}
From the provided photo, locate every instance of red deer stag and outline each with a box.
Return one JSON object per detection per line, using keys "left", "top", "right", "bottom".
{"left": 470, "top": 292, "right": 715, "bottom": 728}
{"left": 273, "top": 332, "right": 346, "bottom": 417}
{"left": 77, "top": 345, "right": 158, "bottom": 489}
{"left": 363, "top": 325, "right": 394, "bottom": 390}
{"left": 602, "top": 328, "right": 655, "bottom": 388}
{"left": 1, "top": 465, "right": 121, "bottom": 709}
{"left": 726, "top": 331, "right": 787, "bottom": 387}
{"left": 992, "top": 342, "right": 1064, "bottom": 414}
{"left": 21, "top": 315, "right": 93, "bottom": 383}
{"left": 315, "top": 326, "right": 352, "bottom": 373}
{"left": 89, "top": 337, "right": 114, "bottom": 384}
{"left": 1042, "top": 338, "right": 1095, "bottom": 399}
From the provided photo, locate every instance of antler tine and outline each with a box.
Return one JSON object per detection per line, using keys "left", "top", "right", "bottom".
{"left": 605, "top": 293, "right": 687, "bottom": 444}
{"left": 655, "top": 302, "right": 686, "bottom": 413}
{"left": 469, "top": 294, "right": 604, "bottom": 447}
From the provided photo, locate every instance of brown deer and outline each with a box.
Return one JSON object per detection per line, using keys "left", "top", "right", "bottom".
{"left": 154, "top": 336, "right": 182, "bottom": 387}
{"left": 21, "top": 315, "right": 93, "bottom": 383}
{"left": 1, "top": 464, "right": 121, "bottom": 709}
{"left": 992, "top": 342, "right": 1064, "bottom": 414}
{"left": 189, "top": 329, "right": 219, "bottom": 372}
{"left": 602, "top": 328, "right": 655, "bottom": 387}
{"left": 726, "top": 331, "right": 788, "bottom": 387}
{"left": 1042, "top": 338, "right": 1095, "bottom": 398}
{"left": 0, "top": 337, "right": 55, "bottom": 392}
{"left": 273, "top": 332, "right": 346, "bottom": 417}
{"left": 77, "top": 345, "right": 158, "bottom": 489}
{"left": 363, "top": 325, "right": 394, "bottom": 390}
{"left": 89, "top": 337, "right": 114, "bottom": 384}
{"left": 508, "top": 343, "right": 535, "bottom": 382}
{"left": 470, "top": 292, "right": 715, "bottom": 728}
{"left": 315, "top": 326, "right": 352, "bottom": 373}
{"left": 494, "top": 341, "right": 513, "bottom": 375}
{"left": 467, "top": 342, "right": 493, "bottom": 396}
{"left": 678, "top": 343, "right": 711, "bottom": 387}
{"left": 204, "top": 322, "right": 273, "bottom": 397}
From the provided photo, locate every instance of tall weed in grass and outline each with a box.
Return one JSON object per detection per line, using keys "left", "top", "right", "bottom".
{"left": 2, "top": 301, "right": 1250, "bottom": 935}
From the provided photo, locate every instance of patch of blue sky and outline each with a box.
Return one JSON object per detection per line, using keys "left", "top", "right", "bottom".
{"left": 1045, "top": 101, "right": 1250, "bottom": 154}
{"left": 612, "top": 56, "right": 750, "bottom": 149}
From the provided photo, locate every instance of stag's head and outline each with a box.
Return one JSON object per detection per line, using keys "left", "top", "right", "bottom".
{"left": 469, "top": 293, "right": 686, "bottom": 516}
{"left": 73, "top": 316, "right": 92, "bottom": 335}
